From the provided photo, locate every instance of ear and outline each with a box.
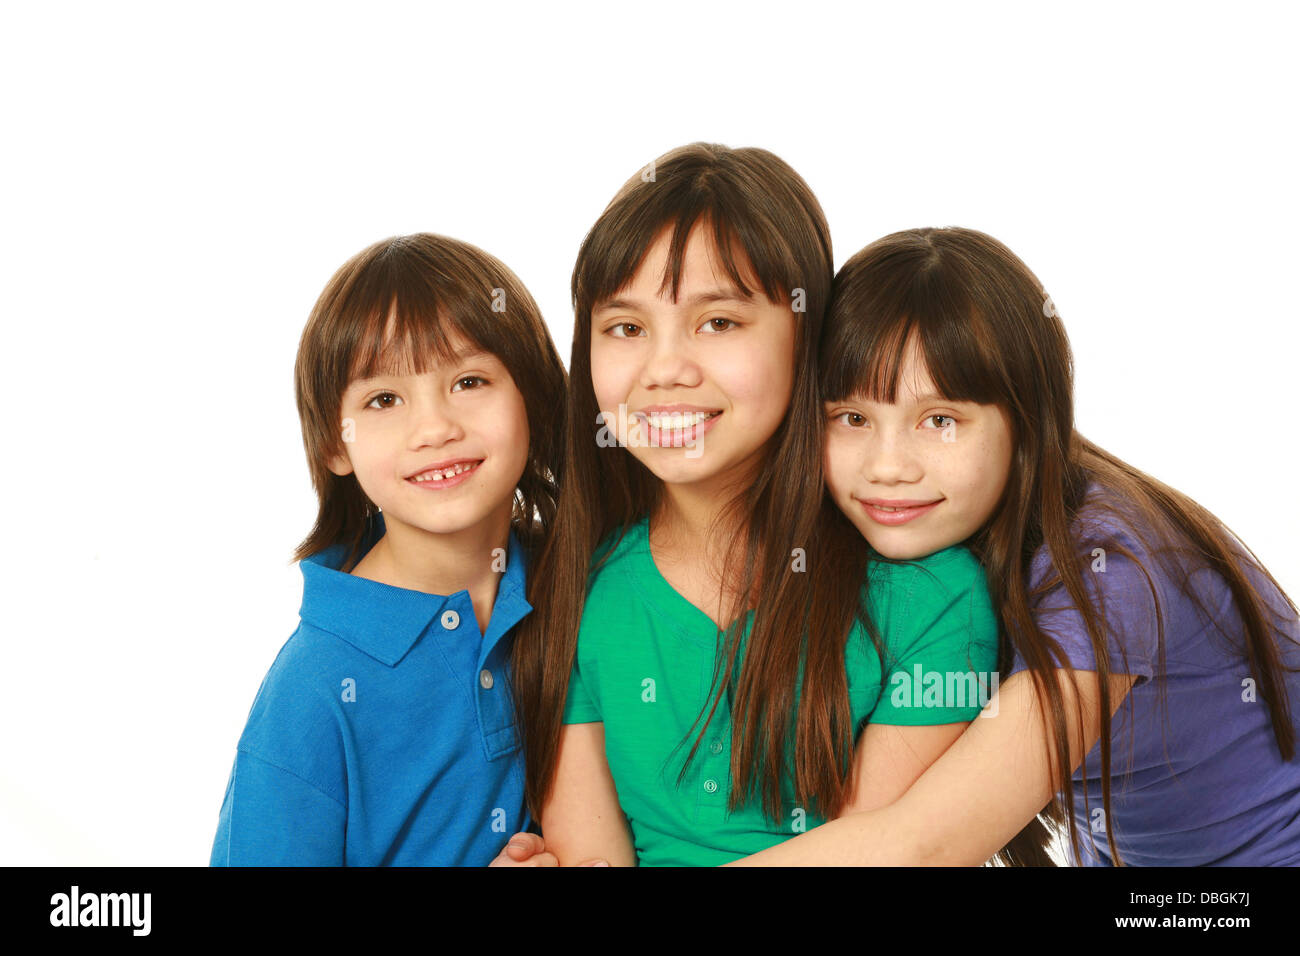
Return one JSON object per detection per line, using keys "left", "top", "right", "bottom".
{"left": 326, "top": 449, "right": 354, "bottom": 477}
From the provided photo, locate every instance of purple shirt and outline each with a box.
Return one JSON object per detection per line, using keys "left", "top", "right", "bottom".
{"left": 1009, "top": 485, "right": 1300, "bottom": 866}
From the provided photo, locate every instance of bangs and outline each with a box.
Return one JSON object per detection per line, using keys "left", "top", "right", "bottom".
{"left": 345, "top": 297, "right": 482, "bottom": 384}
{"left": 339, "top": 244, "right": 505, "bottom": 385}
{"left": 576, "top": 180, "right": 808, "bottom": 315}
{"left": 821, "top": 250, "right": 1009, "bottom": 409}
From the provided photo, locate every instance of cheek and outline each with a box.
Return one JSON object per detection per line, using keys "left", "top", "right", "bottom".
{"left": 976, "top": 420, "right": 1014, "bottom": 489}
{"left": 720, "top": 345, "right": 793, "bottom": 419}
{"left": 822, "top": 436, "right": 855, "bottom": 498}
{"left": 348, "top": 423, "right": 393, "bottom": 472}
{"left": 588, "top": 343, "right": 630, "bottom": 410}
{"left": 487, "top": 392, "right": 530, "bottom": 454}
{"left": 509, "top": 410, "right": 531, "bottom": 465}
{"left": 986, "top": 435, "right": 1014, "bottom": 503}
{"left": 952, "top": 434, "right": 1011, "bottom": 510}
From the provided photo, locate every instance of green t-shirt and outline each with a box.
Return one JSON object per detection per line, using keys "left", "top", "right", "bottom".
{"left": 561, "top": 517, "right": 999, "bottom": 867}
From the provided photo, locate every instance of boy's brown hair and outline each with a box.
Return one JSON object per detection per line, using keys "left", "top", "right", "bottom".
{"left": 292, "top": 233, "right": 567, "bottom": 570}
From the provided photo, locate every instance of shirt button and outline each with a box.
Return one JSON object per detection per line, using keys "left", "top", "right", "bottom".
{"left": 709, "top": 739, "right": 724, "bottom": 755}
{"left": 703, "top": 779, "right": 718, "bottom": 794}
{"left": 441, "top": 609, "right": 460, "bottom": 630}
{"left": 479, "top": 669, "right": 494, "bottom": 690}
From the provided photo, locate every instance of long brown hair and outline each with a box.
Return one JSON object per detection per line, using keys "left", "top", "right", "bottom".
{"left": 510, "top": 142, "right": 892, "bottom": 823}
{"left": 292, "top": 232, "right": 566, "bottom": 568}
{"left": 822, "top": 226, "right": 1300, "bottom": 865}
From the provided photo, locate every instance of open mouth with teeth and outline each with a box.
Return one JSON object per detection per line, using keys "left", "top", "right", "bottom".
{"left": 637, "top": 410, "right": 722, "bottom": 445}
{"left": 407, "top": 460, "right": 482, "bottom": 483}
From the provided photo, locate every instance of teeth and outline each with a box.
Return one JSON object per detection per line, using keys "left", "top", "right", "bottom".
{"left": 411, "top": 461, "right": 479, "bottom": 482}
{"left": 644, "top": 411, "right": 716, "bottom": 430}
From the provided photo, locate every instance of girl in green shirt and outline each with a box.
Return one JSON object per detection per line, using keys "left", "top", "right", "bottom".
{"left": 502, "top": 144, "right": 1012, "bottom": 866}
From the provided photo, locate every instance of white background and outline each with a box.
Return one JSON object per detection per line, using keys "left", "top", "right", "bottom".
{"left": 1, "top": 1, "right": 1296, "bottom": 865}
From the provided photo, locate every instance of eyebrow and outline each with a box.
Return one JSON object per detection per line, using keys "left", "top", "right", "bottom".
{"left": 446, "top": 345, "right": 492, "bottom": 364}
{"left": 593, "top": 287, "right": 754, "bottom": 315}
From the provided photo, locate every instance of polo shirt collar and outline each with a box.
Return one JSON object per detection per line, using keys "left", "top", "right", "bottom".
{"left": 298, "top": 512, "right": 532, "bottom": 667}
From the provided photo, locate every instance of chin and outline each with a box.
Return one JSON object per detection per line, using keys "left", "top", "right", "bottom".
{"left": 872, "top": 542, "right": 928, "bottom": 561}
{"left": 637, "top": 451, "right": 717, "bottom": 484}
{"left": 859, "top": 530, "right": 931, "bottom": 562}
{"left": 399, "top": 501, "right": 494, "bottom": 533}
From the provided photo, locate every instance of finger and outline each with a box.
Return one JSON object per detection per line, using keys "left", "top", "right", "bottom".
{"left": 505, "top": 832, "right": 545, "bottom": 860}
{"left": 578, "top": 858, "right": 610, "bottom": 867}
{"left": 527, "top": 852, "right": 559, "bottom": 867}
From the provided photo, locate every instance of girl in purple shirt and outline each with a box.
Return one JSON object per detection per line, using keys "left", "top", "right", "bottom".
{"left": 735, "top": 226, "right": 1300, "bottom": 866}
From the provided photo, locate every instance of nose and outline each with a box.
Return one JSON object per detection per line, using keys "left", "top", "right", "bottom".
{"left": 407, "top": 395, "right": 464, "bottom": 449}
{"left": 638, "top": 327, "right": 703, "bottom": 391}
{"left": 862, "top": 428, "right": 923, "bottom": 485}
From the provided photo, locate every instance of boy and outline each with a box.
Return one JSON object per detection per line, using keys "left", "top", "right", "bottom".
{"left": 210, "top": 233, "right": 565, "bottom": 865}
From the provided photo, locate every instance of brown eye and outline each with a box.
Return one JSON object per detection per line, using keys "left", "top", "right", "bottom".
{"left": 366, "top": 392, "right": 401, "bottom": 410}
{"left": 700, "top": 317, "right": 737, "bottom": 333}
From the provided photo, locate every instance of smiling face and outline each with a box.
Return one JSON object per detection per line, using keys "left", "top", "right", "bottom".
{"left": 822, "top": 337, "right": 1013, "bottom": 560}
{"left": 588, "top": 223, "right": 797, "bottom": 492}
{"left": 327, "top": 326, "right": 530, "bottom": 541}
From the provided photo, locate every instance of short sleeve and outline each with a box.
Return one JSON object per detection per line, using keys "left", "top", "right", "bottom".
{"left": 561, "top": 650, "right": 602, "bottom": 724}
{"left": 209, "top": 750, "right": 346, "bottom": 866}
{"left": 1009, "top": 528, "right": 1160, "bottom": 682}
{"left": 867, "top": 548, "right": 1001, "bottom": 725}
{"left": 211, "top": 638, "right": 351, "bottom": 866}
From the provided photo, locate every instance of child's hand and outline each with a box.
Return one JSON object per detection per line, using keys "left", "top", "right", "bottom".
{"left": 489, "top": 832, "right": 610, "bottom": 866}
{"left": 490, "top": 832, "right": 557, "bottom": 867}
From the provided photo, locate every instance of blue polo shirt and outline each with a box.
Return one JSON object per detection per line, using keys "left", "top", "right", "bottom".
{"left": 210, "top": 512, "right": 533, "bottom": 866}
